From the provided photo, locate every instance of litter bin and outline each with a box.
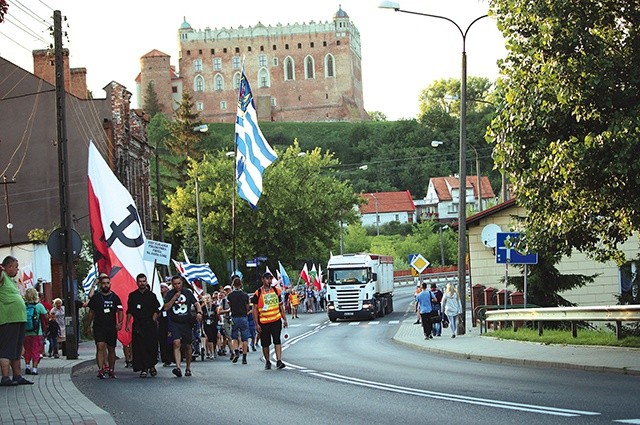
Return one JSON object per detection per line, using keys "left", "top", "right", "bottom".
{"left": 510, "top": 291, "right": 524, "bottom": 306}
{"left": 471, "top": 284, "right": 485, "bottom": 326}
{"left": 497, "top": 288, "right": 510, "bottom": 307}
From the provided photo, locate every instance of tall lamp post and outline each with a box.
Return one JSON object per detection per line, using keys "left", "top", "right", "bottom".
{"left": 370, "top": 192, "right": 380, "bottom": 236}
{"left": 439, "top": 224, "right": 449, "bottom": 266}
{"left": 469, "top": 144, "right": 482, "bottom": 212}
{"left": 381, "top": 1, "right": 488, "bottom": 333}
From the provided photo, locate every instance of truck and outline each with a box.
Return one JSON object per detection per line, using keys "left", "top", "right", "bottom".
{"left": 326, "top": 253, "right": 394, "bottom": 321}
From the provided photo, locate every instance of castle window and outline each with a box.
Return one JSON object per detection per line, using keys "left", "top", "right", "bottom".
{"left": 326, "top": 93, "right": 328, "bottom": 99}
{"left": 310, "top": 42, "right": 315, "bottom": 48}
{"left": 187, "top": 50, "right": 191, "bottom": 56}
{"left": 273, "top": 58, "right": 278, "bottom": 66}
{"left": 323, "top": 41, "right": 327, "bottom": 47}
{"left": 211, "top": 49, "right": 215, "bottom": 54}
{"left": 213, "top": 58, "right": 222, "bottom": 71}
{"left": 235, "top": 47, "right": 240, "bottom": 53}
{"left": 258, "top": 54, "right": 267, "bottom": 67}
{"left": 196, "top": 101, "right": 204, "bottom": 111}
{"left": 233, "top": 72, "right": 241, "bottom": 90}
{"left": 260, "top": 45, "right": 264, "bottom": 51}
{"left": 298, "top": 95, "right": 302, "bottom": 101}
{"left": 232, "top": 56, "right": 241, "bottom": 69}
{"left": 172, "top": 86, "right": 178, "bottom": 93}
{"left": 272, "top": 44, "right": 277, "bottom": 50}
{"left": 220, "top": 101, "right": 227, "bottom": 110}
{"left": 304, "top": 56, "right": 315, "bottom": 79}
{"left": 325, "top": 54, "right": 335, "bottom": 78}
{"left": 223, "top": 48, "right": 228, "bottom": 53}
{"left": 193, "top": 58, "right": 202, "bottom": 72}
{"left": 337, "top": 40, "right": 341, "bottom": 46}
{"left": 271, "top": 97, "right": 277, "bottom": 106}
{"left": 214, "top": 74, "right": 224, "bottom": 91}
{"left": 297, "top": 43, "right": 302, "bottom": 49}
{"left": 198, "top": 49, "right": 202, "bottom": 55}
{"left": 194, "top": 75, "right": 205, "bottom": 92}
{"left": 247, "top": 46, "right": 252, "bottom": 52}
{"left": 258, "top": 67, "right": 270, "bottom": 88}
{"left": 285, "top": 44, "right": 289, "bottom": 50}
{"left": 284, "top": 57, "right": 295, "bottom": 81}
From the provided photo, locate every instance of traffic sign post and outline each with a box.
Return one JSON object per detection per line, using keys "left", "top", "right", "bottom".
{"left": 495, "top": 232, "right": 538, "bottom": 310}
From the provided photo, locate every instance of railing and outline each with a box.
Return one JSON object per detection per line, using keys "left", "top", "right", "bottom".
{"left": 485, "top": 305, "right": 640, "bottom": 340}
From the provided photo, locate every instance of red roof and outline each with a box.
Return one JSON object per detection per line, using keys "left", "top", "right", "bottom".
{"left": 431, "top": 176, "right": 495, "bottom": 201}
{"left": 359, "top": 191, "right": 415, "bottom": 214}
{"left": 141, "top": 49, "right": 170, "bottom": 58}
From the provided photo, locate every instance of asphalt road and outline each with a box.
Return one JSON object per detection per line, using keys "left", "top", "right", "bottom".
{"left": 72, "top": 287, "right": 639, "bottom": 424}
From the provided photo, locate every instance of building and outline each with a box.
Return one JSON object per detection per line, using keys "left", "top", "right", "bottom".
{"left": 0, "top": 53, "right": 153, "bottom": 290}
{"left": 359, "top": 191, "right": 416, "bottom": 229}
{"left": 466, "top": 199, "right": 638, "bottom": 306}
{"left": 136, "top": 6, "right": 368, "bottom": 122}
{"left": 415, "top": 175, "right": 496, "bottom": 223}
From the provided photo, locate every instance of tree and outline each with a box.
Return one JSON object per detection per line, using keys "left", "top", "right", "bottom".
{"left": 165, "top": 91, "right": 206, "bottom": 181}
{"left": 368, "top": 111, "right": 387, "bottom": 121}
{"left": 164, "top": 143, "right": 361, "bottom": 274}
{"left": 0, "top": 0, "right": 8, "bottom": 23}
{"left": 143, "top": 82, "right": 162, "bottom": 118}
{"left": 488, "top": 0, "right": 640, "bottom": 263}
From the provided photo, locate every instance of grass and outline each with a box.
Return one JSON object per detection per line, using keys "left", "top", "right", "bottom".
{"left": 484, "top": 327, "right": 640, "bottom": 348}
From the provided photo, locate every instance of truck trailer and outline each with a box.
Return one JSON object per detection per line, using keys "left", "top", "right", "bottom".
{"left": 326, "top": 253, "right": 394, "bottom": 321}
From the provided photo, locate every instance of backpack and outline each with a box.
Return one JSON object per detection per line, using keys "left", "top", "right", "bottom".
{"left": 25, "top": 303, "right": 40, "bottom": 332}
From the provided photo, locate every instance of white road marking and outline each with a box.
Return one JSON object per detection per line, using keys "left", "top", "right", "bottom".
{"left": 614, "top": 420, "right": 640, "bottom": 424}
{"left": 328, "top": 323, "right": 340, "bottom": 326}
{"left": 388, "top": 320, "right": 400, "bottom": 324}
{"left": 369, "top": 321, "right": 380, "bottom": 325}
{"left": 348, "top": 322, "right": 360, "bottom": 326}
{"left": 308, "top": 323, "right": 321, "bottom": 327}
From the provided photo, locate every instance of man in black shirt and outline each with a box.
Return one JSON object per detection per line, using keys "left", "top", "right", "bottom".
{"left": 227, "top": 277, "right": 250, "bottom": 364}
{"left": 86, "top": 273, "right": 123, "bottom": 379}
{"left": 163, "top": 275, "right": 202, "bottom": 378}
{"left": 125, "top": 273, "right": 160, "bottom": 378}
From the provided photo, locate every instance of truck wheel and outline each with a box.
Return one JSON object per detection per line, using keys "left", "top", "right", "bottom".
{"left": 386, "top": 297, "right": 394, "bottom": 314}
{"left": 329, "top": 316, "right": 337, "bottom": 322}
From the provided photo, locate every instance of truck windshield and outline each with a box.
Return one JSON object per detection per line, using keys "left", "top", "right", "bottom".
{"left": 330, "top": 268, "right": 369, "bottom": 285}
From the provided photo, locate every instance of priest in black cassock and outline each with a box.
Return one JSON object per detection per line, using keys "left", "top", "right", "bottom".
{"left": 125, "top": 273, "right": 160, "bottom": 378}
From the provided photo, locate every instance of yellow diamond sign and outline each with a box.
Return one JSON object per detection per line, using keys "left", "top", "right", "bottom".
{"left": 410, "top": 254, "right": 430, "bottom": 274}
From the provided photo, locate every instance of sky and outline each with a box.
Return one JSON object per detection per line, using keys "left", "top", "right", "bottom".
{"left": 0, "top": 0, "right": 506, "bottom": 121}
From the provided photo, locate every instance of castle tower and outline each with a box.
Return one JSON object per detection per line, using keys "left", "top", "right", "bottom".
{"left": 137, "top": 49, "right": 179, "bottom": 117}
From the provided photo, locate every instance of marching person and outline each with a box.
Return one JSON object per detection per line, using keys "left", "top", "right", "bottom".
{"left": 125, "top": 273, "right": 160, "bottom": 378}
{"left": 415, "top": 282, "right": 436, "bottom": 340}
{"left": 441, "top": 283, "right": 462, "bottom": 338}
{"left": 22, "top": 287, "right": 48, "bottom": 376}
{"left": 157, "top": 282, "right": 172, "bottom": 366}
{"left": 252, "top": 272, "right": 288, "bottom": 370}
{"left": 227, "top": 277, "right": 250, "bottom": 364}
{"left": 163, "top": 275, "right": 203, "bottom": 378}
{"left": 0, "top": 256, "right": 33, "bottom": 386}
{"left": 86, "top": 273, "right": 124, "bottom": 379}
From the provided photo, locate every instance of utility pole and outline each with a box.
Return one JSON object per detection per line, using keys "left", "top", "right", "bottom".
{"left": 54, "top": 10, "right": 78, "bottom": 359}
{"left": 1, "top": 176, "right": 15, "bottom": 254}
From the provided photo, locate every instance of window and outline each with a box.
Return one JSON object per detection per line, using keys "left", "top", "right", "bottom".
{"left": 310, "top": 42, "right": 315, "bottom": 48}
{"left": 258, "top": 54, "right": 267, "bottom": 67}
{"left": 297, "top": 43, "right": 302, "bottom": 49}
{"left": 284, "top": 57, "right": 294, "bottom": 81}
{"left": 323, "top": 41, "right": 327, "bottom": 47}
{"left": 247, "top": 46, "right": 252, "bottom": 52}
{"left": 196, "top": 101, "right": 204, "bottom": 111}
{"left": 194, "top": 75, "right": 205, "bottom": 92}
{"left": 186, "top": 50, "right": 191, "bottom": 56}
{"left": 337, "top": 40, "right": 341, "bottom": 46}
{"left": 258, "top": 68, "right": 270, "bottom": 88}
{"left": 260, "top": 45, "right": 264, "bottom": 51}
{"left": 223, "top": 48, "right": 228, "bottom": 53}
{"left": 210, "top": 48, "right": 215, "bottom": 54}
{"left": 213, "top": 58, "right": 222, "bottom": 71}
{"left": 271, "top": 97, "right": 277, "bottom": 107}
{"left": 233, "top": 72, "right": 241, "bottom": 90}
{"left": 220, "top": 101, "right": 227, "bottom": 110}
{"left": 172, "top": 86, "right": 178, "bottom": 93}
{"left": 198, "top": 49, "right": 202, "bottom": 54}
{"left": 325, "top": 54, "right": 335, "bottom": 78}
{"left": 273, "top": 57, "right": 278, "bottom": 66}
{"left": 235, "top": 47, "right": 240, "bottom": 53}
{"left": 272, "top": 44, "right": 277, "bottom": 50}
{"left": 304, "top": 56, "right": 315, "bottom": 79}
{"left": 232, "top": 56, "right": 241, "bottom": 69}
{"left": 194, "top": 58, "right": 202, "bottom": 72}
{"left": 214, "top": 74, "right": 224, "bottom": 91}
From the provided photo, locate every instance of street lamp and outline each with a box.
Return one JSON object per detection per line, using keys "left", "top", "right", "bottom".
{"left": 439, "top": 224, "right": 449, "bottom": 266}
{"left": 370, "top": 192, "right": 380, "bottom": 236}
{"left": 382, "top": 1, "right": 489, "bottom": 334}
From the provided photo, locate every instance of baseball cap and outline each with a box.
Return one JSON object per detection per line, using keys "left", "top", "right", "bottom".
{"left": 262, "top": 272, "right": 273, "bottom": 278}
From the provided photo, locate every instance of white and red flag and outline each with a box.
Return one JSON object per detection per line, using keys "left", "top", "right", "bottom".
{"left": 299, "top": 263, "right": 311, "bottom": 286}
{"left": 88, "top": 142, "right": 157, "bottom": 345}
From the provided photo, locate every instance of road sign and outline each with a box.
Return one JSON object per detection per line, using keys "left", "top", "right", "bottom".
{"left": 410, "top": 253, "right": 430, "bottom": 273}
{"left": 496, "top": 232, "right": 538, "bottom": 264}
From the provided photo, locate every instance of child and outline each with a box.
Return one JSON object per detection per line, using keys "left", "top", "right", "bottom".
{"left": 46, "top": 311, "right": 60, "bottom": 358}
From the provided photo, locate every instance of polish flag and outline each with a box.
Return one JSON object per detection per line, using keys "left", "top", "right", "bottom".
{"left": 299, "top": 263, "right": 311, "bottom": 286}
{"left": 88, "top": 142, "right": 158, "bottom": 345}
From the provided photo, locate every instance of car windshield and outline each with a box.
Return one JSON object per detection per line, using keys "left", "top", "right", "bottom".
{"left": 330, "top": 269, "right": 369, "bottom": 285}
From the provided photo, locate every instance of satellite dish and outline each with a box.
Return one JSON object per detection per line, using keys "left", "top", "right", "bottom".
{"left": 480, "top": 224, "right": 502, "bottom": 248}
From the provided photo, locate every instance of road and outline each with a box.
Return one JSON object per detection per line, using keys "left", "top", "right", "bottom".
{"left": 72, "top": 286, "right": 639, "bottom": 424}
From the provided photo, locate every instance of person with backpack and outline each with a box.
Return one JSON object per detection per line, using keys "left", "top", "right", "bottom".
{"left": 252, "top": 271, "right": 288, "bottom": 370}
{"left": 430, "top": 283, "right": 444, "bottom": 337}
{"left": 416, "top": 282, "right": 436, "bottom": 340}
{"left": 22, "top": 288, "right": 48, "bottom": 376}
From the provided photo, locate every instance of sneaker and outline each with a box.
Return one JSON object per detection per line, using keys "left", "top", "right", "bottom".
{"left": 251, "top": 345, "right": 256, "bottom": 352}
{"left": 276, "top": 360, "right": 285, "bottom": 370}
{"left": 172, "top": 368, "right": 182, "bottom": 378}
{"left": 452, "top": 334, "right": 456, "bottom": 338}
{"left": 232, "top": 354, "right": 239, "bottom": 363}
{"left": 97, "top": 367, "right": 106, "bottom": 379}
{"left": 162, "top": 362, "right": 172, "bottom": 367}
{"left": 184, "top": 369, "right": 192, "bottom": 377}
{"left": 413, "top": 321, "right": 421, "bottom": 325}
{"left": 242, "top": 357, "right": 247, "bottom": 365}
{"left": 108, "top": 370, "right": 116, "bottom": 379}
{"left": 31, "top": 369, "right": 38, "bottom": 376}
{"left": 13, "top": 377, "right": 34, "bottom": 385}
{"left": 264, "top": 361, "right": 272, "bottom": 370}
{"left": 0, "top": 378, "right": 17, "bottom": 386}
{"left": 25, "top": 367, "right": 31, "bottom": 375}
{"left": 428, "top": 335, "right": 433, "bottom": 339}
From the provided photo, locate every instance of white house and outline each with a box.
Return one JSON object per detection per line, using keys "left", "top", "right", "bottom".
{"left": 359, "top": 191, "right": 416, "bottom": 228}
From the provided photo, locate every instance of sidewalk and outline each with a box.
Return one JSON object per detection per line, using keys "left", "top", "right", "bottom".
{"left": 0, "top": 342, "right": 116, "bottom": 425}
{"left": 393, "top": 317, "right": 640, "bottom": 376}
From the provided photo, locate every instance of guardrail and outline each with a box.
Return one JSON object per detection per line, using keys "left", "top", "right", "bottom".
{"left": 485, "top": 305, "right": 640, "bottom": 340}
{"left": 476, "top": 304, "right": 540, "bottom": 334}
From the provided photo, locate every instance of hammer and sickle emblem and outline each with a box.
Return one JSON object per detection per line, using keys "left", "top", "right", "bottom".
{"left": 105, "top": 205, "right": 144, "bottom": 248}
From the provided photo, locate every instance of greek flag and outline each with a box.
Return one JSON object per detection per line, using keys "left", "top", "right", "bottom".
{"left": 235, "top": 70, "right": 277, "bottom": 208}
{"left": 81, "top": 266, "right": 98, "bottom": 295}
{"left": 173, "top": 260, "right": 219, "bottom": 286}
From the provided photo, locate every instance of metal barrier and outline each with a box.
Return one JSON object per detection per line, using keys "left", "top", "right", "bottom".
{"left": 476, "top": 304, "right": 540, "bottom": 334}
{"left": 485, "top": 305, "right": 640, "bottom": 340}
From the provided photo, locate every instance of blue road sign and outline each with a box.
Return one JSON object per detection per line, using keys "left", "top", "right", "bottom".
{"left": 496, "top": 232, "right": 538, "bottom": 265}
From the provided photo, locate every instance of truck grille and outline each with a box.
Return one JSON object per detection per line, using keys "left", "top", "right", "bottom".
{"left": 334, "top": 288, "right": 361, "bottom": 311}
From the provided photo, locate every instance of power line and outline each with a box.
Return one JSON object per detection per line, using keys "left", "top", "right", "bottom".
{"left": 11, "top": 0, "right": 50, "bottom": 28}
{"left": 4, "top": 16, "right": 49, "bottom": 45}
{"left": 0, "top": 31, "right": 32, "bottom": 52}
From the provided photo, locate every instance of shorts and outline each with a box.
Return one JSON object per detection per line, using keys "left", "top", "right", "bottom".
{"left": 202, "top": 323, "right": 217, "bottom": 342}
{"left": 223, "top": 318, "right": 232, "bottom": 336}
{"left": 168, "top": 321, "right": 193, "bottom": 344}
{"left": 93, "top": 326, "right": 117, "bottom": 347}
{"left": 230, "top": 316, "right": 250, "bottom": 341}
{"left": 259, "top": 320, "right": 282, "bottom": 348}
{"left": 0, "top": 322, "right": 26, "bottom": 360}
{"left": 23, "top": 335, "right": 43, "bottom": 363}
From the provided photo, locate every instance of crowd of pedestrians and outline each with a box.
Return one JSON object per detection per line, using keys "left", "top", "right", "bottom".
{"left": 414, "top": 281, "right": 462, "bottom": 339}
